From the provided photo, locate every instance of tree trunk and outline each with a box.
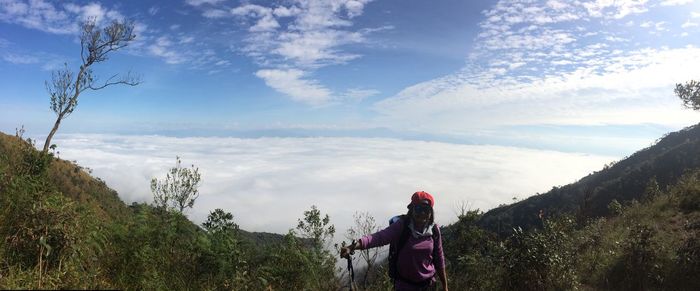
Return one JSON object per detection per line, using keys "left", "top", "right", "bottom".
{"left": 43, "top": 115, "right": 62, "bottom": 152}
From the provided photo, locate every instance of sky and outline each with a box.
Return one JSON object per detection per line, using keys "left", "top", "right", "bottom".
{"left": 2, "top": 0, "right": 700, "bottom": 237}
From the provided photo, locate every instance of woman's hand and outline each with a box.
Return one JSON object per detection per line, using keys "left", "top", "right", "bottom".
{"left": 339, "top": 240, "right": 360, "bottom": 258}
{"left": 340, "top": 246, "right": 353, "bottom": 259}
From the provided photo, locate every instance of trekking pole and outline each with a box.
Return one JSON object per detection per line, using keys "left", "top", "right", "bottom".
{"left": 346, "top": 240, "right": 356, "bottom": 291}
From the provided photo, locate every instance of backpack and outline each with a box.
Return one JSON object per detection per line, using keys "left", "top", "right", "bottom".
{"left": 387, "top": 215, "right": 439, "bottom": 285}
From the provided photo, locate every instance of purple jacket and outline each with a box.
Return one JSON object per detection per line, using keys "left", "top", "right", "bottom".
{"left": 359, "top": 219, "right": 445, "bottom": 290}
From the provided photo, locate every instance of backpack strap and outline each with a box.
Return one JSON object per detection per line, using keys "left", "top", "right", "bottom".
{"left": 396, "top": 215, "right": 412, "bottom": 255}
{"left": 432, "top": 224, "right": 440, "bottom": 265}
{"left": 389, "top": 215, "right": 412, "bottom": 283}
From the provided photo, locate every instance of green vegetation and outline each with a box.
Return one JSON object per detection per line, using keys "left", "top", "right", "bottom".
{"left": 1, "top": 120, "right": 699, "bottom": 289}
{"left": 444, "top": 172, "right": 700, "bottom": 290}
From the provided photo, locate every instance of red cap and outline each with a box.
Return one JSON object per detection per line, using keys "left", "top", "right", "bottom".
{"left": 409, "top": 191, "right": 434, "bottom": 208}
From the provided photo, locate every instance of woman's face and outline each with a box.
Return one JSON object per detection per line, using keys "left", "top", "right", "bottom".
{"left": 412, "top": 203, "right": 432, "bottom": 225}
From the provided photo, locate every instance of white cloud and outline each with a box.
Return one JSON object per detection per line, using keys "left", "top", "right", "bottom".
{"left": 232, "top": 4, "right": 279, "bottom": 31}
{"left": 63, "top": 2, "right": 123, "bottom": 25}
{"left": 682, "top": 20, "right": 699, "bottom": 28}
{"left": 202, "top": 8, "right": 229, "bottom": 19}
{"left": 148, "top": 36, "right": 186, "bottom": 64}
{"left": 255, "top": 69, "right": 332, "bottom": 105}
{"left": 583, "top": 0, "right": 649, "bottom": 19}
{"left": 148, "top": 6, "right": 159, "bottom": 16}
{"left": 375, "top": 47, "right": 700, "bottom": 131}
{"left": 273, "top": 6, "right": 303, "bottom": 17}
{"left": 254, "top": 69, "right": 379, "bottom": 105}
{"left": 231, "top": 0, "right": 380, "bottom": 105}
{"left": 660, "top": 0, "right": 695, "bottom": 6}
{"left": 655, "top": 21, "right": 668, "bottom": 31}
{"left": 341, "top": 88, "right": 380, "bottom": 102}
{"left": 52, "top": 134, "right": 615, "bottom": 238}
{"left": 233, "top": 1, "right": 372, "bottom": 68}
{"left": 0, "top": 0, "right": 72, "bottom": 34}
{"left": 2, "top": 53, "right": 38, "bottom": 64}
{"left": 185, "top": 0, "right": 226, "bottom": 6}
{"left": 0, "top": 1, "right": 123, "bottom": 33}
{"left": 274, "top": 30, "right": 363, "bottom": 67}
{"left": 179, "top": 36, "right": 195, "bottom": 44}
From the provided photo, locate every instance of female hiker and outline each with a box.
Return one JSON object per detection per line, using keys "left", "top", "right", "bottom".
{"left": 340, "top": 191, "right": 448, "bottom": 291}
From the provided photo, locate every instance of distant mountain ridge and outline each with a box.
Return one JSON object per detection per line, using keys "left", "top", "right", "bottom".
{"left": 477, "top": 122, "right": 700, "bottom": 235}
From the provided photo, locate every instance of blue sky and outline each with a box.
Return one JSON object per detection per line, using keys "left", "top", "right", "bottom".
{"left": 2, "top": 0, "right": 700, "bottom": 235}
{"left": 1, "top": 0, "right": 699, "bottom": 156}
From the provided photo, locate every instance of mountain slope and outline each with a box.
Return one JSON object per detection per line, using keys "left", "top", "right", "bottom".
{"left": 477, "top": 123, "right": 700, "bottom": 235}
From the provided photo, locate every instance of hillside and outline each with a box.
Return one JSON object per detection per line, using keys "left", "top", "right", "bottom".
{"left": 442, "top": 168, "right": 700, "bottom": 290}
{"left": 477, "top": 123, "right": 700, "bottom": 235}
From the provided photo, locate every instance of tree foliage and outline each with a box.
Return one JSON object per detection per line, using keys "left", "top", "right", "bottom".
{"left": 150, "top": 156, "right": 201, "bottom": 213}
{"left": 675, "top": 80, "right": 700, "bottom": 110}
{"left": 296, "top": 204, "right": 336, "bottom": 251}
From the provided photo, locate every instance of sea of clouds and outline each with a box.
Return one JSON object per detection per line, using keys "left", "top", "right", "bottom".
{"left": 52, "top": 134, "right": 615, "bottom": 241}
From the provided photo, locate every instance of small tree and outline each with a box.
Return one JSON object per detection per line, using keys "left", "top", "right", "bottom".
{"left": 296, "top": 205, "right": 336, "bottom": 251}
{"left": 203, "top": 208, "right": 238, "bottom": 234}
{"left": 202, "top": 208, "right": 242, "bottom": 288}
{"left": 43, "top": 18, "right": 140, "bottom": 152}
{"left": 293, "top": 205, "right": 338, "bottom": 290}
{"left": 346, "top": 211, "right": 381, "bottom": 287}
{"left": 675, "top": 80, "right": 700, "bottom": 110}
{"left": 151, "top": 156, "right": 202, "bottom": 213}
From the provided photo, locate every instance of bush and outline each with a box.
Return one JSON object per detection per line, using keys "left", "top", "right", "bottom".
{"left": 607, "top": 223, "right": 664, "bottom": 290}
{"left": 668, "top": 224, "right": 700, "bottom": 290}
{"left": 676, "top": 174, "right": 700, "bottom": 212}
{"left": 502, "top": 216, "right": 579, "bottom": 291}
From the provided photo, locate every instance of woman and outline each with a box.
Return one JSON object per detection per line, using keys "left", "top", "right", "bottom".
{"left": 340, "top": 191, "right": 449, "bottom": 291}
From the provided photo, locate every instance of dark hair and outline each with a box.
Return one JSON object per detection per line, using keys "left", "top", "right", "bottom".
{"left": 407, "top": 205, "right": 434, "bottom": 226}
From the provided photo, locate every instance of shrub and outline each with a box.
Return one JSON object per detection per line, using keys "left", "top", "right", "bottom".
{"left": 501, "top": 216, "right": 579, "bottom": 291}
{"left": 607, "top": 223, "right": 664, "bottom": 290}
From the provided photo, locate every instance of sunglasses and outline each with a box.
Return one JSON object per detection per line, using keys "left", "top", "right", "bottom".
{"left": 414, "top": 204, "right": 432, "bottom": 214}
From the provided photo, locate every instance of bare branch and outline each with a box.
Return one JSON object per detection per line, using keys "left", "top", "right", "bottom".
{"left": 88, "top": 71, "right": 141, "bottom": 90}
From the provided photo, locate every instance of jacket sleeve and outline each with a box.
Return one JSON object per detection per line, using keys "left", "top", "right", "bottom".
{"left": 359, "top": 219, "right": 403, "bottom": 249}
{"left": 434, "top": 224, "right": 446, "bottom": 271}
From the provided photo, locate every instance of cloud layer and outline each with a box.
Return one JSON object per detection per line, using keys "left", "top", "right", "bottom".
{"left": 53, "top": 134, "right": 614, "bottom": 238}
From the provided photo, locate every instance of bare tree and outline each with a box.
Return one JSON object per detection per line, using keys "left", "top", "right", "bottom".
{"left": 675, "top": 80, "right": 700, "bottom": 111}
{"left": 346, "top": 211, "right": 381, "bottom": 287}
{"left": 151, "top": 156, "right": 202, "bottom": 213}
{"left": 43, "top": 18, "right": 140, "bottom": 152}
